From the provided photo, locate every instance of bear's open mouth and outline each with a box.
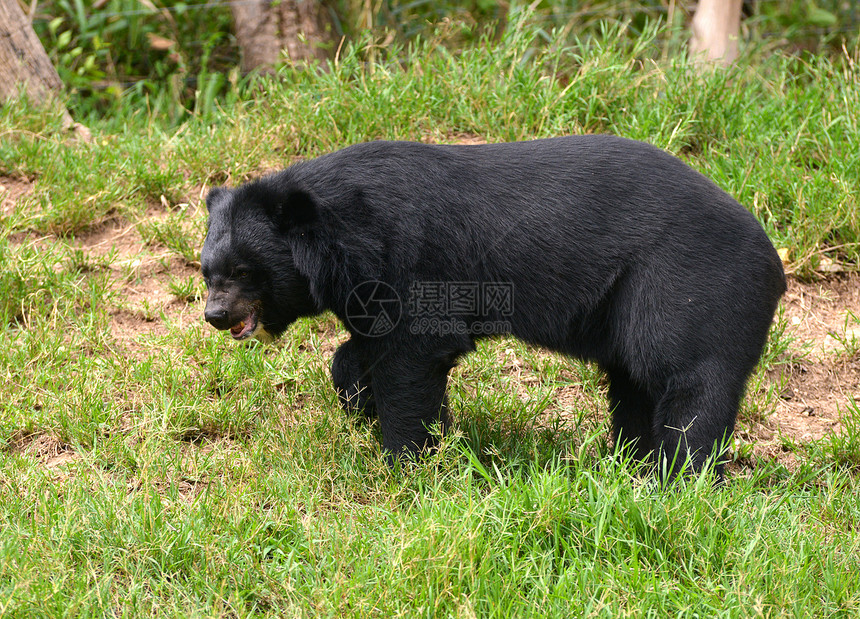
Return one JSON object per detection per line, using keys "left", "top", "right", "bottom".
{"left": 229, "top": 312, "right": 258, "bottom": 340}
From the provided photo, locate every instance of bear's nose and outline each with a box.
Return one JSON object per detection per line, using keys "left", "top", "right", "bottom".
{"left": 204, "top": 308, "right": 231, "bottom": 330}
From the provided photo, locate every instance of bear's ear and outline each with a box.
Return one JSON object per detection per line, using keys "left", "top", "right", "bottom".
{"left": 242, "top": 181, "right": 320, "bottom": 231}
{"left": 263, "top": 185, "right": 319, "bottom": 230}
{"left": 205, "top": 186, "right": 229, "bottom": 212}
{"left": 283, "top": 188, "right": 318, "bottom": 227}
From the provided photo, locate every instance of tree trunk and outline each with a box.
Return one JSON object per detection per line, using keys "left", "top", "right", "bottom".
{"left": 231, "top": 0, "right": 331, "bottom": 74}
{"left": 0, "top": 0, "right": 68, "bottom": 112}
{"left": 690, "top": 0, "right": 743, "bottom": 66}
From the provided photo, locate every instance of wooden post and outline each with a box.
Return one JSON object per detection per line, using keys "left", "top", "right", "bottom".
{"left": 690, "top": 0, "right": 744, "bottom": 66}
{"left": 230, "top": 0, "right": 330, "bottom": 74}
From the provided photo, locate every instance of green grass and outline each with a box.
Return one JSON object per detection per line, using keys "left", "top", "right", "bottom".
{"left": 1, "top": 20, "right": 860, "bottom": 617}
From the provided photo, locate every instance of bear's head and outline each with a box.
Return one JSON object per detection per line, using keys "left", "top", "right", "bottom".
{"left": 201, "top": 181, "right": 320, "bottom": 342}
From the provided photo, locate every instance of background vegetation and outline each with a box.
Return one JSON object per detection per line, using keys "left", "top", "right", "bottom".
{"left": 1, "top": 1, "right": 859, "bottom": 616}
{"left": 27, "top": 0, "right": 860, "bottom": 120}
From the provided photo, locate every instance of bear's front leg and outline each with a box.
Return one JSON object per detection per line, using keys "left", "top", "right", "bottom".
{"left": 331, "top": 339, "right": 376, "bottom": 418}
{"left": 369, "top": 353, "right": 451, "bottom": 463}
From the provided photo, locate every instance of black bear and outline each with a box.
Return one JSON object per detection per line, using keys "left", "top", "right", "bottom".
{"left": 201, "top": 135, "right": 786, "bottom": 480}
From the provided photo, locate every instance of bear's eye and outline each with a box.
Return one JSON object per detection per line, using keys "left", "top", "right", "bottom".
{"left": 236, "top": 269, "right": 250, "bottom": 279}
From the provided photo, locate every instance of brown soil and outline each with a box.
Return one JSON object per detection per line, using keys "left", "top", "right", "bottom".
{"left": 10, "top": 432, "right": 79, "bottom": 472}
{"left": 760, "top": 277, "right": 859, "bottom": 432}
{"left": 0, "top": 175, "right": 35, "bottom": 217}
{"left": 73, "top": 218, "right": 206, "bottom": 356}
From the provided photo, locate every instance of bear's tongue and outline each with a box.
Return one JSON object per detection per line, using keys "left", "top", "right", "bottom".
{"left": 229, "top": 313, "right": 256, "bottom": 339}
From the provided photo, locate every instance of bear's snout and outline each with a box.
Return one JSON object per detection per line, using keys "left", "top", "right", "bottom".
{"left": 204, "top": 306, "right": 232, "bottom": 330}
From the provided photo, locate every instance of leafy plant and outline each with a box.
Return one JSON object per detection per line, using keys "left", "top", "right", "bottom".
{"left": 32, "top": 0, "right": 237, "bottom": 120}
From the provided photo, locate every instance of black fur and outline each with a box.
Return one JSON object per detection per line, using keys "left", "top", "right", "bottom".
{"left": 202, "top": 135, "right": 786, "bottom": 480}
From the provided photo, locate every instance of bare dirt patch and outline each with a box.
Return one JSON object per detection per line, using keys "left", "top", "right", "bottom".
{"left": 110, "top": 272, "right": 205, "bottom": 359}
{"left": 0, "top": 175, "right": 35, "bottom": 217}
{"left": 74, "top": 218, "right": 142, "bottom": 262}
{"left": 71, "top": 217, "right": 206, "bottom": 354}
{"left": 9, "top": 432, "right": 79, "bottom": 471}
{"left": 772, "top": 275, "right": 860, "bottom": 434}
{"left": 730, "top": 274, "right": 860, "bottom": 471}
{"left": 446, "top": 133, "right": 488, "bottom": 146}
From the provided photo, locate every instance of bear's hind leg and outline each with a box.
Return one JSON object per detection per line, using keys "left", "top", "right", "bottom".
{"left": 606, "top": 368, "right": 656, "bottom": 463}
{"left": 651, "top": 359, "right": 745, "bottom": 482}
{"left": 332, "top": 339, "right": 376, "bottom": 418}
